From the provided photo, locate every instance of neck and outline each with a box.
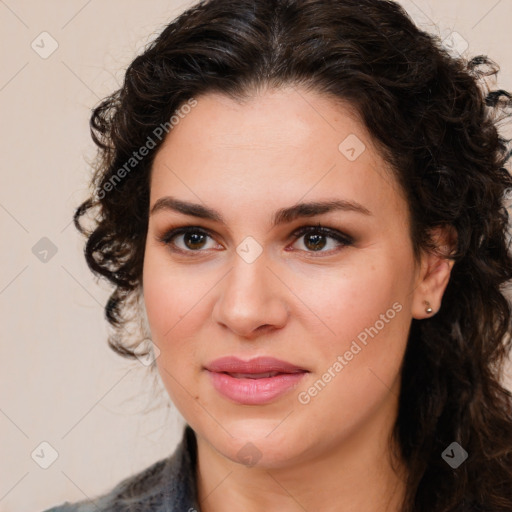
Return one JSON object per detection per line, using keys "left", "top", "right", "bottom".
{"left": 194, "top": 383, "right": 407, "bottom": 512}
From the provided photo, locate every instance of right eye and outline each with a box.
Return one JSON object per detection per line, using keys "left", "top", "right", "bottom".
{"left": 158, "top": 226, "right": 222, "bottom": 255}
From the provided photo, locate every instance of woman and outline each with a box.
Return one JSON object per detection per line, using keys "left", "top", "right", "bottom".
{"left": 44, "top": 0, "right": 512, "bottom": 510}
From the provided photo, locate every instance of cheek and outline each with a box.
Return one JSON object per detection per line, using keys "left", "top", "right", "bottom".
{"left": 142, "top": 254, "right": 207, "bottom": 410}
{"left": 293, "top": 258, "right": 412, "bottom": 419}
{"left": 298, "top": 258, "right": 408, "bottom": 352}
{"left": 142, "top": 250, "right": 202, "bottom": 361}
{"left": 142, "top": 243, "right": 206, "bottom": 330}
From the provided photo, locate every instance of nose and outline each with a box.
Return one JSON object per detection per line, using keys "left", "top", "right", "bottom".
{"left": 212, "top": 251, "right": 290, "bottom": 339}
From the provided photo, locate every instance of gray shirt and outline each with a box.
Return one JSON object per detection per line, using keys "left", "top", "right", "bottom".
{"left": 41, "top": 424, "right": 201, "bottom": 512}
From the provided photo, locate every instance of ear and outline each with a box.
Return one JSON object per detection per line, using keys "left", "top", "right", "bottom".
{"left": 411, "top": 225, "right": 457, "bottom": 319}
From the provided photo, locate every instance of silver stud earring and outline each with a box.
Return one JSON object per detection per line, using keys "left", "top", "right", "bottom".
{"left": 424, "top": 300, "right": 433, "bottom": 314}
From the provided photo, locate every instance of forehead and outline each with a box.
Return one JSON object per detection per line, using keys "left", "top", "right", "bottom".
{"left": 154, "top": 87, "right": 370, "bottom": 168}
{"left": 150, "top": 87, "right": 405, "bottom": 224}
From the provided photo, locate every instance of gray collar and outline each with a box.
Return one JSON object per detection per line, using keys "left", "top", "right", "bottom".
{"left": 46, "top": 425, "right": 202, "bottom": 512}
{"left": 160, "top": 424, "right": 201, "bottom": 511}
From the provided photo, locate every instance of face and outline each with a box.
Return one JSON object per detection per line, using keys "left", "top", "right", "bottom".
{"left": 142, "top": 86, "right": 424, "bottom": 469}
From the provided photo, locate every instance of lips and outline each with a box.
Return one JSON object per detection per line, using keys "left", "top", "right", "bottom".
{"left": 228, "top": 371, "right": 282, "bottom": 379}
{"left": 204, "top": 356, "right": 309, "bottom": 405}
{"left": 204, "top": 356, "right": 308, "bottom": 375}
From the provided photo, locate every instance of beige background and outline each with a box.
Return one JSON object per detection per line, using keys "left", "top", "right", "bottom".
{"left": 1, "top": 1, "right": 511, "bottom": 511}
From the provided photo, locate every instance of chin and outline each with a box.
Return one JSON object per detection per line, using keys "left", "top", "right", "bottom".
{"left": 201, "top": 416, "right": 309, "bottom": 468}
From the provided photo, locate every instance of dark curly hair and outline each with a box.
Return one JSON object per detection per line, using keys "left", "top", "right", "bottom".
{"left": 73, "top": 0, "right": 512, "bottom": 510}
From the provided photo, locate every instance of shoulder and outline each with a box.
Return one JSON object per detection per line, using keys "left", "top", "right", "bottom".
{"left": 39, "top": 425, "right": 199, "bottom": 512}
{"left": 39, "top": 455, "right": 173, "bottom": 512}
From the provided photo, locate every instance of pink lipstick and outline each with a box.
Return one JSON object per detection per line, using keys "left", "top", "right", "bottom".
{"left": 204, "top": 356, "right": 309, "bottom": 405}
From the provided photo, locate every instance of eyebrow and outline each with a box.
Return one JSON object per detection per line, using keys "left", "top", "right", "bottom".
{"left": 150, "top": 196, "right": 372, "bottom": 227}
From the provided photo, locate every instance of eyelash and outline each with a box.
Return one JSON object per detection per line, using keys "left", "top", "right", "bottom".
{"left": 157, "top": 223, "right": 353, "bottom": 257}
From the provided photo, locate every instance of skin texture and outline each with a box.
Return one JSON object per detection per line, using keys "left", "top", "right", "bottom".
{"left": 142, "top": 86, "right": 455, "bottom": 512}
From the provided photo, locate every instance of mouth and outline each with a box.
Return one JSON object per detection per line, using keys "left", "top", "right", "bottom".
{"left": 204, "top": 356, "right": 309, "bottom": 405}
{"left": 204, "top": 355, "right": 308, "bottom": 374}
{"left": 223, "top": 371, "right": 296, "bottom": 379}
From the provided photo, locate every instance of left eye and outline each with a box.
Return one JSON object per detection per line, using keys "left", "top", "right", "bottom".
{"left": 289, "top": 225, "right": 353, "bottom": 254}
{"left": 158, "top": 224, "right": 353, "bottom": 255}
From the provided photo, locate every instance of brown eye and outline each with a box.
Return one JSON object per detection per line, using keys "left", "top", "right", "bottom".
{"left": 182, "top": 231, "right": 208, "bottom": 250}
{"left": 290, "top": 225, "right": 353, "bottom": 254}
{"left": 158, "top": 223, "right": 353, "bottom": 257}
{"left": 159, "top": 227, "right": 218, "bottom": 253}
{"left": 302, "top": 232, "right": 328, "bottom": 251}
